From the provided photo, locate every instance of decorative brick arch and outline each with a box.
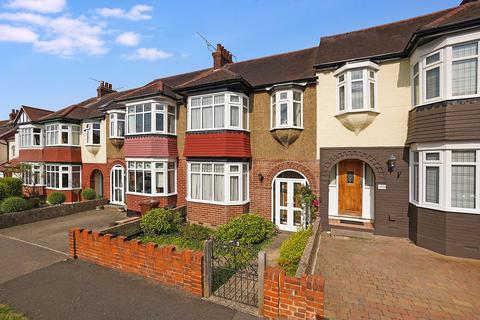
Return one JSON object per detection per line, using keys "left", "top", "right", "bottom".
{"left": 265, "top": 161, "right": 318, "bottom": 193}
{"left": 321, "top": 150, "right": 386, "bottom": 183}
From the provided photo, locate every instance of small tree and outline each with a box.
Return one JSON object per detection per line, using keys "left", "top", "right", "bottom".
{"left": 295, "top": 185, "right": 319, "bottom": 228}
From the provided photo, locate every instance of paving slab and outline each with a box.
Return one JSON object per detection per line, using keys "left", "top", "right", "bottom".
{"left": 0, "top": 260, "right": 260, "bottom": 320}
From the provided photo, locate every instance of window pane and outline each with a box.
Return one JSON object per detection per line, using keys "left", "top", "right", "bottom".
{"left": 191, "top": 163, "right": 200, "bottom": 172}
{"left": 230, "top": 176, "right": 239, "bottom": 201}
{"left": 453, "top": 43, "right": 478, "bottom": 59}
{"left": 242, "top": 106, "right": 248, "bottom": 130}
{"left": 426, "top": 52, "right": 440, "bottom": 65}
{"left": 144, "top": 112, "right": 151, "bottom": 132}
{"left": 214, "top": 174, "right": 224, "bottom": 202}
{"left": 452, "top": 151, "right": 476, "bottom": 162}
{"left": 156, "top": 112, "right": 164, "bottom": 132}
{"left": 271, "top": 103, "right": 276, "bottom": 127}
{"left": 191, "top": 98, "right": 201, "bottom": 107}
{"left": 365, "top": 165, "right": 375, "bottom": 187}
{"left": 451, "top": 165, "right": 475, "bottom": 209}
{"left": 230, "top": 105, "right": 239, "bottom": 127}
{"left": 293, "top": 92, "right": 301, "bottom": 101}
{"left": 145, "top": 171, "right": 152, "bottom": 194}
{"left": 426, "top": 152, "right": 440, "bottom": 161}
{"left": 128, "top": 115, "right": 135, "bottom": 134}
{"left": 293, "top": 102, "right": 301, "bottom": 126}
{"left": 452, "top": 59, "right": 477, "bottom": 96}
{"left": 230, "top": 95, "right": 240, "bottom": 103}
{"left": 280, "top": 92, "right": 287, "bottom": 100}
{"left": 413, "top": 164, "right": 419, "bottom": 202}
{"left": 136, "top": 114, "right": 143, "bottom": 132}
{"left": 414, "top": 75, "right": 420, "bottom": 105}
{"left": 168, "top": 113, "right": 175, "bottom": 133}
{"left": 426, "top": 67, "right": 440, "bottom": 99}
{"left": 168, "top": 169, "right": 175, "bottom": 193}
{"left": 339, "top": 86, "right": 345, "bottom": 111}
{"left": 214, "top": 95, "right": 224, "bottom": 104}
{"left": 156, "top": 172, "right": 164, "bottom": 193}
{"left": 191, "top": 108, "right": 201, "bottom": 129}
{"left": 191, "top": 173, "right": 200, "bottom": 199}
{"left": 425, "top": 166, "right": 439, "bottom": 204}
{"left": 72, "top": 172, "right": 80, "bottom": 188}
{"left": 202, "top": 106, "right": 213, "bottom": 129}
{"left": 214, "top": 105, "right": 224, "bottom": 128}
{"left": 242, "top": 173, "right": 247, "bottom": 201}
{"left": 280, "top": 103, "right": 288, "bottom": 125}
{"left": 62, "top": 173, "right": 69, "bottom": 188}
{"left": 61, "top": 131, "right": 68, "bottom": 144}
{"left": 351, "top": 69, "right": 363, "bottom": 80}
{"left": 136, "top": 171, "right": 143, "bottom": 193}
{"left": 351, "top": 81, "right": 363, "bottom": 109}
{"left": 93, "top": 129, "right": 100, "bottom": 144}
{"left": 202, "top": 96, "right": 213, "bottom": 106}
{"left": 369, "top": 82, "right": 375, "bottom": 109}
{"left": 118, "top": 119, "right": 125, "bottom": 137}
{"left": 202, "top": 174, "right": 213, "bottom": 201}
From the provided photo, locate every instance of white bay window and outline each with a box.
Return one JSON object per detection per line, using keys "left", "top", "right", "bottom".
{"left": 84, "top": 122, "right": 101, "bottom": 145}
{"left": 270, "top": 90, "right": 303, "bottom": 129}
{"left": 127, "top": 160, "right": 176, "bottom": 196}
{"left": 46, "top": 164, "right": 81, "bottom": 190}
{"left": 45, "top": 124, "right": 80, "bottom": 146}
{"left": 188, "top": 162, "right": 249, "bottom": 205}
{"left": 188, "top": 92, "right": 248, "bottom": 131}
{"left": 22, "top": 163, "right": 44, "bottom": 186}
{"left": 126, "top": 102, "right": 176, "bottom": 135}
{"left": 109, "top": 112, "right": 126, "bottom": 138}
{"left": 19, "top": 126, "right": 43, "bottom": 148}
{"left": 335, "top": 61, "right": 378, "bottom": 113}
{"left": 410, "top": 143, "right": 480, "bottom": 214}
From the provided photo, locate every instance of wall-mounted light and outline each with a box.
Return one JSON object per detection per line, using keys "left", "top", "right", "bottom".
{"left": 258, "top": 173, "right": 264, "bottom": 182}
{"left": 387, "top": 154, "right": 397, "bottom": 171}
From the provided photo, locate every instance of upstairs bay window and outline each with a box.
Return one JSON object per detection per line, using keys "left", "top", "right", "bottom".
{"left": 335, "top": 62, "right": 378, "bottom": 113}
{"left": 127, "top": 160, "right": 176, "bottom": 196}
{"left": 270, "top": 90, "right": 303, "bottom": 129}
{"left": 109, "top": 112, "right": 125, "bottom": 138}
{"left": 412, "top": 38, "right": 480, "bottom": 106}
{"left": 126, "top": 102, "right": 176, "bottom": 135}
{"left": 84, "top": 122, "right": 101, "bottom": 145}
{"left": 45, "top": 164, "right": 81, "bottom": 189}
{"left": 19, "top": 127, "right": 43, "bottom": 148}
{"left": 188, "top": 162, "right": 249, "bottom": 205}
{"left": 410, "top": 144, "right": 480, "bottom": 214}
{"left": 188, "top": 92, "right": 249, "bottom": 131}
{"left": 45, "top": 124, "right": 80, "bottom": 146}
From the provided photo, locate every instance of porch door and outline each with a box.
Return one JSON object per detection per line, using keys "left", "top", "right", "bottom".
{"left": 110, "top": 166, "right": 125, "bottom": 205}
{"left": 338, "top": 159, "right": 363, "bottom": 216}
{"left": 275, "top": 178, "right": 306, "bottom": 231}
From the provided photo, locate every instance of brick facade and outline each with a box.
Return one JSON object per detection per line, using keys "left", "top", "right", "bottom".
{"left": 43, "top": 147, "right": 82, "bottom": 163}
{"left": 69, "top": 228, "right": 204, "bottom": 296}
{"left": 186, "top": 201, "right": 250, "bottom": 227}
{"left": 46, "top": 188, "right": 81, "bottom": 203}
{"left": 22, "top": 185, "right": 46, "bottom": 197}
{"left": 262, "top": 267, "right": 325, "bottom": 320}
{"left": 82, "top": 163, "right": 109, "bottom": 199}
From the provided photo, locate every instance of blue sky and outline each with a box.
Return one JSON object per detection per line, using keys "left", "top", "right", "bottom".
{"left": 0, "top": 0, "right": 459, "bottom": 119}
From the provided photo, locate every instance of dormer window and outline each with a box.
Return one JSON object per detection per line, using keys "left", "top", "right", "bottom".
{"left": 335, "top": 61, "right": 378, "bottom": 113}
{"left": 126, "top": 101, "right": 176, "bottom": 135}
{"left": 187, "top": 92, "right": 249, "bottom": 131}
{"left": 270, "top": 90, "right": 303, "bottom": 129}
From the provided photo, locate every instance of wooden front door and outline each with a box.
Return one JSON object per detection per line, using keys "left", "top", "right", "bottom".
{"left": 338, "top": 159, "right": 363, "bottom": 216}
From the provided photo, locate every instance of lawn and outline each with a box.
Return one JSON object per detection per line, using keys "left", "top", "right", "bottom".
{"left": 0, "top": 305, "right": 28, "bottom": 320}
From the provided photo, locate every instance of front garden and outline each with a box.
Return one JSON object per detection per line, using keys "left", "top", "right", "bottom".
{"left": 0, "top": 304, "right": 28, "bottom": 320}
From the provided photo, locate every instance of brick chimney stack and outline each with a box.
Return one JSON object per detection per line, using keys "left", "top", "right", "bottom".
{"left": 97, "top": 81, "right": 116, "bottom": 98}
{"left": 8, "top": 109, "right": 18, "bottom": 121}
{"left": 212, "top": 44, "right": 233, "bottom": 69}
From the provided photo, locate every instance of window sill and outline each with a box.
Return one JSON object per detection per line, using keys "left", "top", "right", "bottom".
{"left": 125, "top": 132, "right": 177, "bottom": 137}
{"left": 410, "top": 201, "right": 480, "bottom": 215}
{"left": 186, "top": 128, "right": 249, "bottom": 133}
{"left": 45, "top": 145, "right": 81, "bottom": 148}
{"left": 46, "top": 187, "right": 81, "bottom": 191}
{"left": 269, "top": 126, "right": 303, "bottom": 132}
{"left": 19, "top": 147, "right": 43, "bottom": 150}
{"left": 186, "top": 198, "right": 249, "bottom": 206}
{"left": 109, "top": 137, "right": 125, "bottom": 140}
{"left": 126, "top": 192, "right": 177, "bottom": 197}
{"left": 413, "top": 95, "right": 480, "bottom": 109}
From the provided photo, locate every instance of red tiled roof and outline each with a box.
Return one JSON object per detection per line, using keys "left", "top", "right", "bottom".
{"left": 21, "top": 105, "right": 54, "bottom": 122}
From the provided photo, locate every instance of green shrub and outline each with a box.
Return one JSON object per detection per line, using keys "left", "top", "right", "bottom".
{"left": 0, "top": 196, "right": 28, "bottom": 213}
{"left": 140, "top": 208, "right": 183, "bottom": 235}
{"left": 27, "top": 197, "right": 42, "bottom": 209}
{"left": 81, "top": 188, "right": 96, "bottom": 200}
{"left": 278, "top": 227, "right": 312, "bottom": 276}
{"left": 179, "top": 224, "right": 213, "bottom": 243}
{"left": 0, "top": 177, "right": 23, "bottom": 202}
{"left": 140, "top": 224, "right": 213, "bottom": 251}
{"left": 214, "top": 214, "right": 277, "bottom": 245}
{"left": 47, "top": 192, "right": 66, "bottom": 205}
{"left": 0, "top": 304, "right": 28, "bottom": 320}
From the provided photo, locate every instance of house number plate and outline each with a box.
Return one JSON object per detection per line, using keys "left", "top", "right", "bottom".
{"left": 377, "top": 184, "right": 387, "bottom": 190}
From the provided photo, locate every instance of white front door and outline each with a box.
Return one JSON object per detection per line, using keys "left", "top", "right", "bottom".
{"left": 275, "top": 178, "right": 306, "bottom": 231}
{"left": 110, "top": 165, "right": 125, "bottom": 205}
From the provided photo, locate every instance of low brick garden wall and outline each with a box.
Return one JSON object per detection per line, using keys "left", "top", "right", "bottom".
{"left": 69, "top": 228, "right": 204, "bottom": 297}
{"left": 0, "top": 199, "right": 109, "bottom": 229}
{"left": 263, "top": 267, "right": 325, "bottom": 320}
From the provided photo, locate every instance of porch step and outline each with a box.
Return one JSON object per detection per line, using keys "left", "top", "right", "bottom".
{"left": 105, "top": 204, "right": 127, "bottom": 212}
{"left": 330, "top": 227, "right": 374, "bottom": 240}
{"left": 329, "top": 219, "right": 374, "bottom": 239}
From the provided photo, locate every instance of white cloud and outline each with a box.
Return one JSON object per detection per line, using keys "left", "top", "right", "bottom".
{"left": 0, "top": 24, "right": 38, "bottom": 42}
{"left": 124, "top": 48, "right": 172, "bottom": 61}
{"left": 0, "top": 13, "right": 107, "bottom": 57}
{"left": 97, "top": 4, "right": 153, "bottom": 21}
{"left": 4, "top": 0, "right": 66, "bottom": 14}
{"left": 116, "top": 31, "right": 140, "bottom": 46}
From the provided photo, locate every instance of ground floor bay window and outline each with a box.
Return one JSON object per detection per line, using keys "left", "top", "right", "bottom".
{"left": 187, "top": 162, "right": 249, "bottom": 205}
{"left": 127, "top": 159, "right": 176, "bottom": 196}
{"left": 21, "top": 163, "right": 44, "bottom": 186}
{"left": 45, "top": 164, "right": 81, "bottom": 190}
{"left": 410, "top": 143, "right": 480, "bottom": 213}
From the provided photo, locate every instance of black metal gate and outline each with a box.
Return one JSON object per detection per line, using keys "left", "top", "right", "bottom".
{"left": 211, "top": 241, "right": 259, "bottom": 307}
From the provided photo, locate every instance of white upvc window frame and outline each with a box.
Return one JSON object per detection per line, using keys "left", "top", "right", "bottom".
{"left": 21, "top": 162, "right": 44, "bottom": 186}
{"left": 270, "top": 89, "right": 303, "bottom": 130}
{"left": 334, "top": 61, "right": 379, "bottom": 114}
{"left": 126, "top": 100, "right": 177, "bottom": 136}
{"left": 187, "top": 92, "right": 249, "bottom": 132}
{"left": 411, "top": 33, "right": 480, "bottom": 107}
{"left": 410, "top": 142, "right": 480, "bottom": 214}
{"left": 423, "top": 50, "right": 443, "bottom": 103}
{"left": 18, "top": 125, "right": 43, "bottom": 149}
{"left": 108, "top": 111, "right": 126, "bottom": 139}
{"left": 187, "top": 161, "right": 249, "bottom": 205}
{"left": 126, "top": 159, "right": 177, "bottom": 197}
{"left": 45, "top": 164, "right": 81, "bottom": 190}
{"left": 84, "top": 121, "right": 101, "bottom": 146}
{"left": 45, "top": 123, "right": 80, "bottom": 147}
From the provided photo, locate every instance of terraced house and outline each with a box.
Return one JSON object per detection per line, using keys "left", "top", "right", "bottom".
{"left": 2, "top": 0, "right": 479, "bottom": 259}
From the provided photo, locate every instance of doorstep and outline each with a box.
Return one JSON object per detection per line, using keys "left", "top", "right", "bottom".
{"left": 329, "top": 217, "right": 374, "bottom": 239}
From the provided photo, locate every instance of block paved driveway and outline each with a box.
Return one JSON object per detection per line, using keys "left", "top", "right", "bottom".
{"left": 0, "top": 208, "right": 259, "bottom": 320}
{"left": 314, "top": 234, "right": 480, "bottom": 320}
